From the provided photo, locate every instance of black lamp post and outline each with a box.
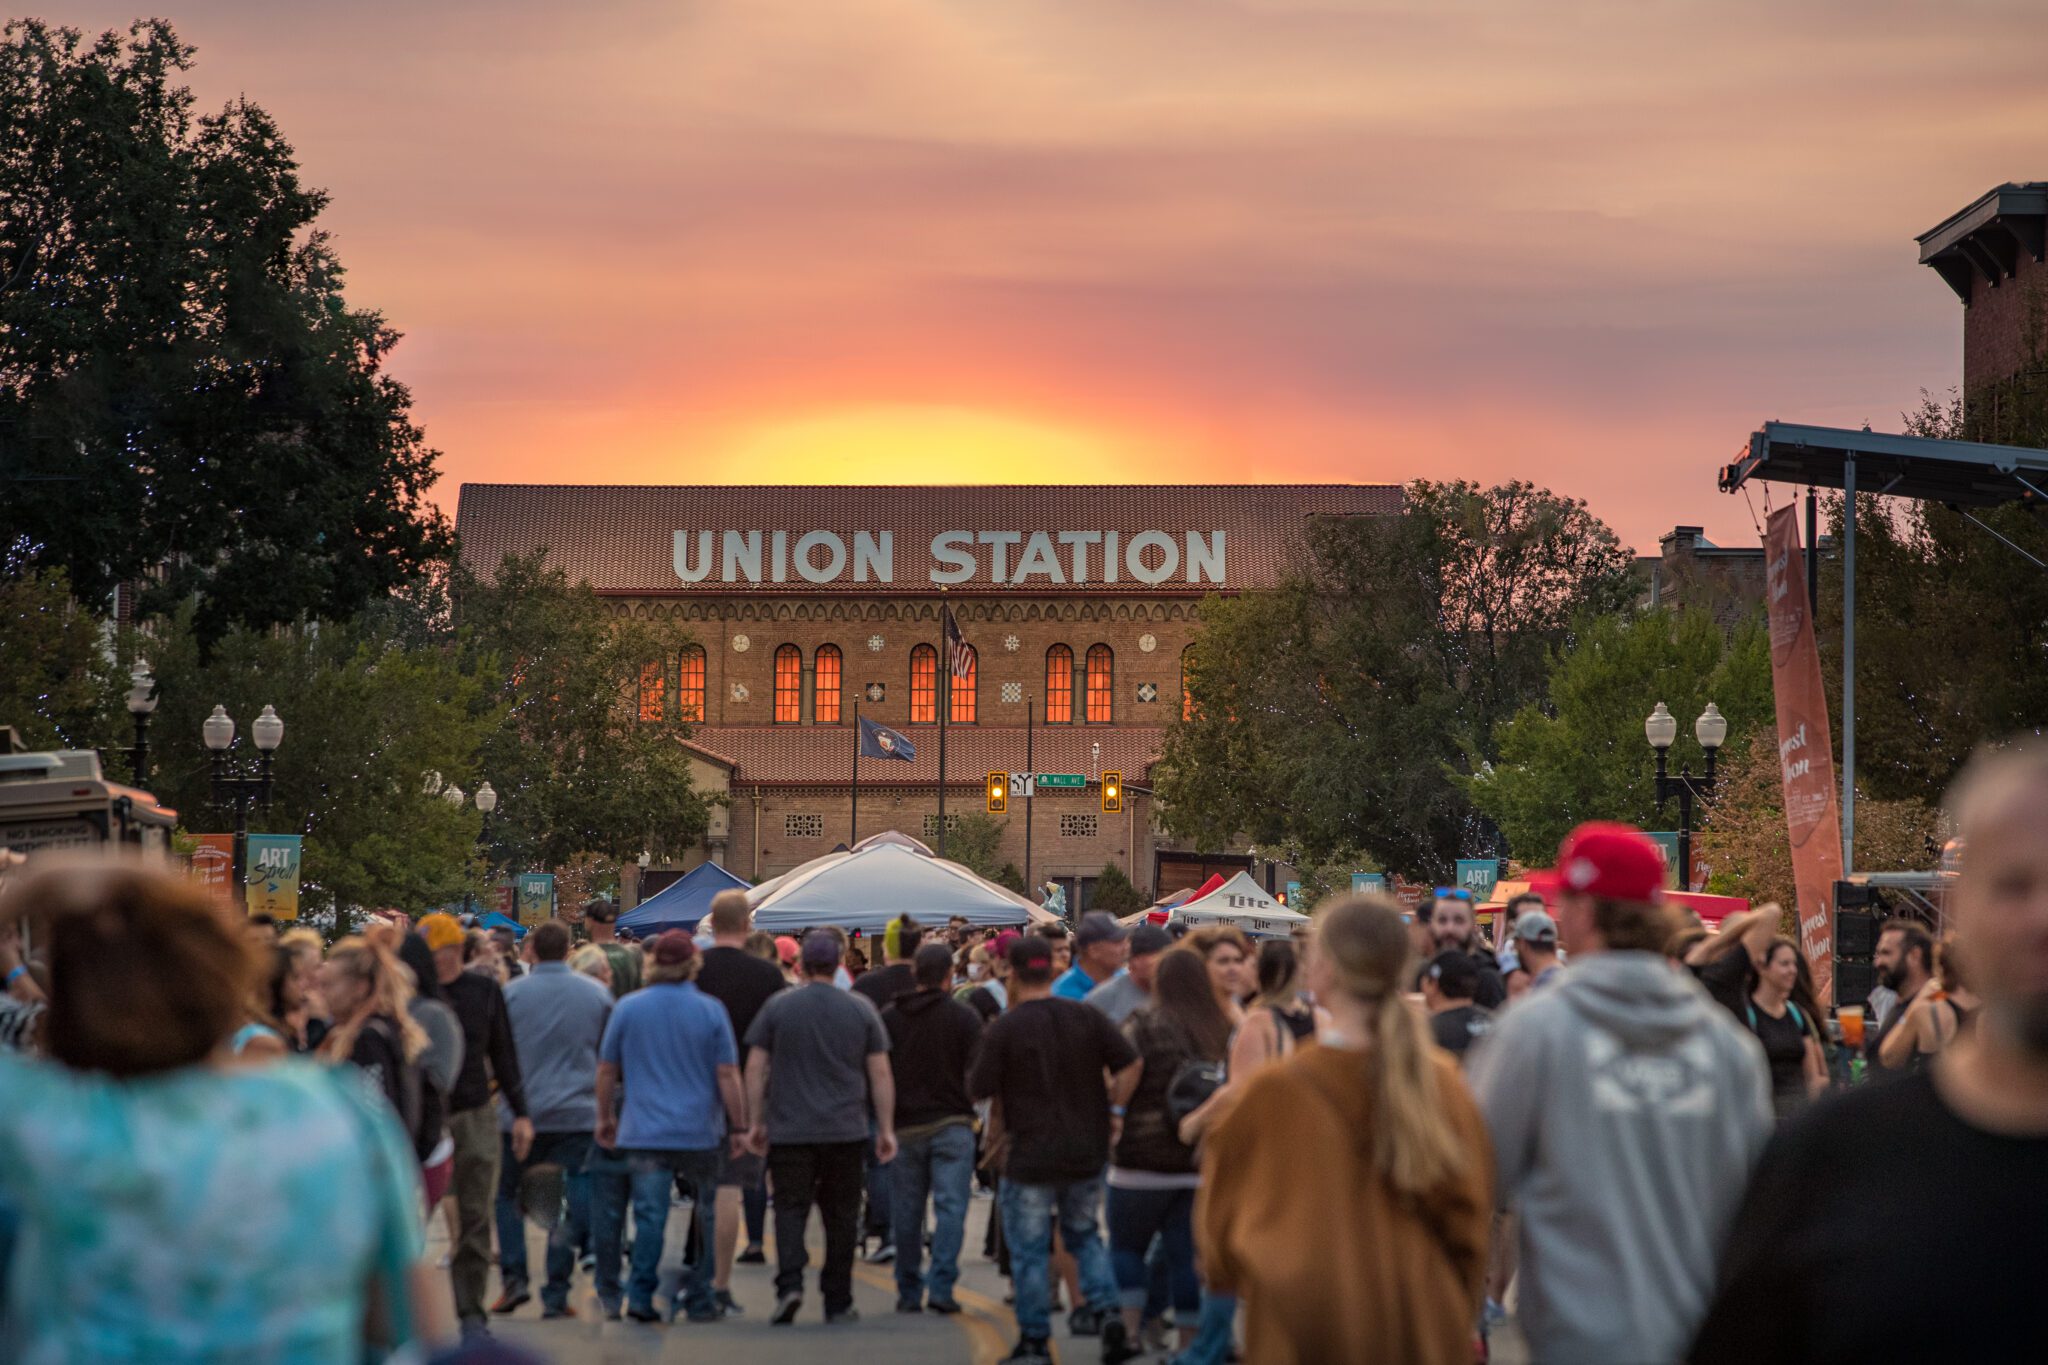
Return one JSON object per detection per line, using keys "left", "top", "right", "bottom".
{"left": 123, "top": 661, "right": 157, "bottom": 787}
{"left": 203, "top": 704, "right": 284, "bottom": 912}
{"left": 1647, "top": 701, "right": 1727, "bottom": 891}
{"left": 433, "top": 775, "right": 498, "bottom": 918}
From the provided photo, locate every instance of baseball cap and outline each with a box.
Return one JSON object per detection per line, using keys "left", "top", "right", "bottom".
{"left": 801, "top": 929, "right": 844, "bottom": 969}
{"left": 417, "top": 912, "right": 465, "bottom": 952}
{"left": 1075, "top": 911, "right": 1130, "bottom": 949}
{"left": 1513, "top": 909, "right": 1559, "bottom": 944}
{"left": 1008, "top": 934, "right": 1056, "bottom": 973}
{"left": 775, "top": 934, "right": 800, "bottom": 966}
{"left": 651, "top": 930, "right": 697, "bottom": 967}
{"left": 1129, "top": 923, "right": 1173, "bottom": 957}
{"left": 1425, "top": 949, "right": 1480, "bottom": 1000}
{"left": 1555, "top": 821, "right": 1667, "bottom": 904}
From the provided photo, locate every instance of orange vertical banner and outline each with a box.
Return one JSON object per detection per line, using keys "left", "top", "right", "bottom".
{"left": 1763, "top": 506, "right": 1844, "bottom": 1005}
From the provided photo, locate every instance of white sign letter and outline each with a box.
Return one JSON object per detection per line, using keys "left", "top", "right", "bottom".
{"left": 930, "top": 532, "right": 976, "bottom": 585}
{"left": 1185, "top": 531, "right": 1225, "bottom": 584}
{"left": 977, "top": 531, "right": 1022, "bottom": 583}
{"left": 721, "top": 530, "right": 762, "bottom": 583}
{"left": 1012, "top": 532, "right": 1066, "bottom": 584}
{"left": 1057, "top": 531, "right": 1100, "bottom": 582}
{"left": 673, "top": 530, "right": 714, "bottom": 583}
{"left": 794, "top": 531, "right": 848, "bottom": 584}
{"left": 1126, "top": 530, "right": 1179, "bottom": 584}
{"left": 853, "top": 531, "right": 893, "bottom": 582}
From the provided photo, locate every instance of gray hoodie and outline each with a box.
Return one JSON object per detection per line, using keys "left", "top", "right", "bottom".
{"left": 1468, "top": 951, "right": 1772, "bottom": 1365}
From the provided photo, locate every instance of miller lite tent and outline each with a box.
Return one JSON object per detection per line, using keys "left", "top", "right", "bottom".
{"left": 748, "top": 841, "right": 1057, "bottom": 935}
{"left": 1171, "top": 870, "right": 1310, "bottom": 938}
{"left": 618, "top": 860, "right": 753, "bottom": 936}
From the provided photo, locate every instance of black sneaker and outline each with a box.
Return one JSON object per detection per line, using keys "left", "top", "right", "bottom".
{"left": 737, "top": 1246, "right": 767, "bottom": 1265}
{"left": 714, "top": 1289, "right": 744, "bottom": 1317}
{"left": 1006, "top": 1339, "right": 1053, "bottom": 1361}
{"left": 625, "top": 1303, "right": 663, "bottom": 1324}
{"left": 826, "top": 1308, "right": 861, "bottom": 1325}
{"left": 1101, "top": 1318, "right": 1140, "bottom": 1364}
{"left": 928, "top": 1297, "right": 964, "bottom": 1315}
{"left": 771, "top": 1292, "right": 803, "bottom": 1325}
{"left": 1069, "top": 1305, "right": 1105, "bottom": 1337}
{"left": 896, "top": 1298, "right": 924, "bottom": 1314}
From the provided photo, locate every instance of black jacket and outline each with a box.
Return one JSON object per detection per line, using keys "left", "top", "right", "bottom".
{"left": 443, "top": 971, "right": 527, "bottom": 1117}
{"left": 881, "top": 987, "right": 983, "bottom": 1129}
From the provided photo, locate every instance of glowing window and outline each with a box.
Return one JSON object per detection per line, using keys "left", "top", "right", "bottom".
{"left": 678, "top": 646, "right": 706, "bottom": 722}
{"left": 814, "top": 645, "right": 842, "bottom": 724}
{"left": 1181, "top": 644, "right": 1196, "bottom": 721}
{"left": 951, "top": 645, "right": 977, "bottom": 724}
{"left": 1086, "top": 644, "right": 1114, "bottom": 723}
{"left": 911, "top": 645, "right": 938, "bottom": 724}
{"left": 638, "top": 661, "right": 665, "bottom": 722}
{"left": 1045, "top": 645, "right": 1073, "bottom": 724}
{"left": 773, "top": 644, "right": 802, "bottom": 723}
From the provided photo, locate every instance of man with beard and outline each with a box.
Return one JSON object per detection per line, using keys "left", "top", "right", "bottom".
{"left": 1427, "top": 889, "right": 1506, "bottom": 1008}
{"left": 1867, "top": 918, "right": 1935, "bottom": 1070}
{"left": 1692, "top": 742, "right": 2048, "bottom": 1363}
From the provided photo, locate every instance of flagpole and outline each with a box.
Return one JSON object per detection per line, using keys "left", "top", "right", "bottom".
{"left": 851, "top": 697, "right": 860, "bottom": 846}
{"left": 936, "top": 601, "right": 949, "bottom": 860}
{"left": 1024, "top": 695, "right": 1034, "bottom": 892}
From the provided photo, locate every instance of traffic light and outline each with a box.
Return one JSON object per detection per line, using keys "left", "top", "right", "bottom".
{"left": 987, "top": 771, "right": 1008, "bottom": 815}
{"left": 1101, "top": 769, "right": 1123, "bottom": 814}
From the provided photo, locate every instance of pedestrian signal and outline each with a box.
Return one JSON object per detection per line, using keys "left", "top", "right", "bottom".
{"left": 1101, "top": 770, "right": 1123, "bottom": 814}
{"left": 987, "top": 771, "right": 1008, "bottom": 815}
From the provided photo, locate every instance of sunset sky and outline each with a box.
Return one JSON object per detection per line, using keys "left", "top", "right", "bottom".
{"left": 45, "top": 0, "right": 2048, "bottom": 549}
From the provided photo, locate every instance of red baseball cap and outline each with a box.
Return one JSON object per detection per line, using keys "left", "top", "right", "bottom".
{"left": 1555, "top": 822, "right": 1667, "bottom": 904}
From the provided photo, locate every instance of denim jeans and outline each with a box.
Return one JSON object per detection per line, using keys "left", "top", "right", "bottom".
{"left": 768, "top": 1140, "right": 866, "bottom": 1314}
{"left": 622, "top": 1148, "right": 720, "bottom": 1318}
{"left": 492, "top": 1130, "right": 594, "bottom": 1312}
{"left": 864, "top": 1134, "right": 894, "bottom": 1241}
{"left": 1106, "top": 1184, "right": 1200, "bottom": 1315}
{"left": 999, "top": 1176, "right": 1119, "bottom": 1341}
{"left": 890, "top": 1122, "right": 975, "bottom": 1305}
{"left": 585, "top": 1142, "right": 635, "bottom": 1311}
{"left": 1171, "top": 1288, "right": 1240, "bottom": 1365}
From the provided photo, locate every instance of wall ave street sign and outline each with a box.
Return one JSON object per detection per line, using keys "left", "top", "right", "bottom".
{"left": 1037, "top": 773, "right": 1086, "bottom": 788}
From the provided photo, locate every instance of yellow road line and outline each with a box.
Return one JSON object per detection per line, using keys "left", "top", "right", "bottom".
{"left": 850, "top": 1263, "right": 1028, "bottom": 1365}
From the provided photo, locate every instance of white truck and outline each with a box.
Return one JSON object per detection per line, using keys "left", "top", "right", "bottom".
{"left": 0, "top": 748, "right": 178, "bottom": 861}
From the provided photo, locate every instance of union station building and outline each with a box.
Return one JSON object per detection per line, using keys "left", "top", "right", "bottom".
{"left": 456, "top": 484, "right": 1400, "bottom": 913}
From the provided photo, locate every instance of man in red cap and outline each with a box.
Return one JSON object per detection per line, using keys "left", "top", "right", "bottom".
{"left": 1468, "top": 821, "right": 1771, "bottom": 1365}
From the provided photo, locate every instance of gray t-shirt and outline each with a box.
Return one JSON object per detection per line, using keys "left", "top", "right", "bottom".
{"left": 745, "top": 981, "right": 889, "bottom": 1144}
{"left": 1084, "top": 973, "right": 1151, "bottom": 1025}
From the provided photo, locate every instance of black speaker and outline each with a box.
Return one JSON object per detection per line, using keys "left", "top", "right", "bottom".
{"left": 1836, "top": 960, "right": 1877, "bottom": 1007}
{"left": 1837, "top": 909, "right": 1877, "bottom": 958}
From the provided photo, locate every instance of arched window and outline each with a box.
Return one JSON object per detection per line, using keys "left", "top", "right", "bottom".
{"left": 951, "top": 645, "right": 977, "bottom": 724}
{"left": 814, "top": 645, "right": 842, "bottom": 724}
{"left": 677, "top": 645, "right": 706, "bottom": 722}
{"left": 1181, "top": 643, "right": 1196, "bottom": 721}
{"left": 910, "top": 644, "right": 938, "bottom": 724}
{"left": 1086, "top": 644, "right": 1114, "bottom": 723}
{"left": 773, "top": 644, "right": 803, "bottom": 723}
{"left": 1045, "top": 645, "right": 1074, "bottom": 724}
{"left": 638, "top": 661, "right": 665, "bottom": 723}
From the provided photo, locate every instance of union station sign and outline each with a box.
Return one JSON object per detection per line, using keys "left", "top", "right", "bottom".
{"left": 673, "top": 529, "right": 1228, "bottom": 588}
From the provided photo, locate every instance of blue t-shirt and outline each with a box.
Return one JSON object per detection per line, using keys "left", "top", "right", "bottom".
{"left": 599, "top": 981, "right": 738, "bottom": 1151}
{"left": 1053, "top": 964, "right": 1118, "bottom": 1001}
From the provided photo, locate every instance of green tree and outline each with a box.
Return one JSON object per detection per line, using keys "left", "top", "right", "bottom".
{"left": 1092, "top": 861, "right": 1147, "bottom": 915}
{"left": 994, "top": 861, "right": 1028, "bottom": 895}
{"left": 1157, "top": 480, "right": 1637, "bottom": 879}
{"left": 454, "top": 554, "right": 710, "bottom": 873}
{"left": 940, "top": 812, "right": 1009, "bottom": 884}
{"left": 0, "top": 20, "right": 450, "bottom": 648}
{"left": 1463, "top": 610, "right": 1772, "bottom": 862}
{"left": 0, "top": 566, "right": 120, "bottom": 749}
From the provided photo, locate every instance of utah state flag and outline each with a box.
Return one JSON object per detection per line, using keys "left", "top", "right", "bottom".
{"left": 857, "top": 715, "right": 916, "bottom": 762}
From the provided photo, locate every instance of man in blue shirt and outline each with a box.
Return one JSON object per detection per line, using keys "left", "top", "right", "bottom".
{"left": 594, "top": 930, "right": 745, "bottom": 1325}
{"left": 1053, "top": 912, "right": 1129, "bottom": 1001}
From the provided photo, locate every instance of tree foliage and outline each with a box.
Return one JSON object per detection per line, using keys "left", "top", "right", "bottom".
{"left": 1464, "top": 610, "right": 1772, "bottom": 862}
{"left": 1092, "top": 861, "right": 1148, "bottom": 915}
{"left": 0, "top": 565, "right": 119, "bottom": 748}
{"left": 940, "top": 812, "right": 1009, "bottom": 885}
{"left": 1157, "top": 480, "right": 1637, "bottom": 879}
{"left": 0, "top": 19, "right": 449, "bottom": 646}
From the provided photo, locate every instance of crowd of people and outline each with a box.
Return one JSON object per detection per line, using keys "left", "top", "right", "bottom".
{"left": 2, "top": 738, "right": 2046, "bottom": 1363}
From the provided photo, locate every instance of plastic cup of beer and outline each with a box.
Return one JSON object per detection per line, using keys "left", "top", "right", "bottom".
{"left": 1839, "top": 1005, "right": 1866, "bottom": 1049}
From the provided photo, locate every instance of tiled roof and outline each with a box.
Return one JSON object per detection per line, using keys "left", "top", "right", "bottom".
{"left": 455, "top": 484, "right": 1400, "bottom": 596}
{"left": 688, "top": 724, "right": 1165, "bottom": 787}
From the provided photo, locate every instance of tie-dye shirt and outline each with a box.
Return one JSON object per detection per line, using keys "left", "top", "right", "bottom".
{"left": 0, "top": 1053, "right": 423, "bottom": 1364}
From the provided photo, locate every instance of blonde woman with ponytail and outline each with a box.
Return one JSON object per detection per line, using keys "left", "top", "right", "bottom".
{"left": 1194, "top": 896, "right": 1493, "bottom": 1365}
{"left": 318, "top": 933, "right": 431, "bottom": 1156}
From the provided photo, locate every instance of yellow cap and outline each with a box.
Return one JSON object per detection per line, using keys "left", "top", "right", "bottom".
{"left": 418, "top": 912, "right": 465, "bottom": 951}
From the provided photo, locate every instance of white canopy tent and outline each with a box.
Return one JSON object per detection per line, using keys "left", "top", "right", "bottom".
{"left": 1172, "top": 871, "right": 1311, "bottom": 938}
{"left": 748, "top": 841, "right": 1058, "bottom": 935}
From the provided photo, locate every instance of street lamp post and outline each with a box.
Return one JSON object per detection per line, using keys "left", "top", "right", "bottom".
{"left": 124, "top": 661, "right": 157, "bottom": 787}
{"left": 203, "top": 704, "right": 284, "bottom": 912}
{"left": 1647, "top": 701, "right": 1726, "bottom": 892}
{"left": 443, "top": 780, "right": 498, "bottom": 919}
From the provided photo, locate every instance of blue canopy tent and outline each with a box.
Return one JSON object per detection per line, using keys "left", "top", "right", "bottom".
{"left": 480, "top": 911, "right": 527, "bottom": 938}
{"left": 617, "top": 861, "right": 754, "bottom": 936}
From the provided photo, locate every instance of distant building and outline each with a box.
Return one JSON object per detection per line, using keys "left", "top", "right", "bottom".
{"left": 1634, "top": 526, "right": 1768, "bottom": 628}
{"left": 1918, "top": 182, "right": 2048, "bottom": 395}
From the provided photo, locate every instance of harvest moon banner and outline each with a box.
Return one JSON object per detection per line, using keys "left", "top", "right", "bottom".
{"left": 1763, "top": 505, "right": 1844, "bottom": 1005}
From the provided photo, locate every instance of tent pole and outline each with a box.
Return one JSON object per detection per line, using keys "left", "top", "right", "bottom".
{"left": 937, "top": 609, "right": 948, "bottom": 859}
{"left": 1842, "top": 457, "right": 1856, "bottom": 873}
{"left": 1024, "top": 696, "right": 1035, "bottom": 892}
{"left": 850, "top": 698, "right": 860, "bottom": 846}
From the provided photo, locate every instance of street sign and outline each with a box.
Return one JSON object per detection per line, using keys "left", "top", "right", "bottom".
{"left": 1009, "top": 773, "right": 1036, "bottom": 798}
{"left": 1037, "top": 773, "right": 1086, "bottom": 788}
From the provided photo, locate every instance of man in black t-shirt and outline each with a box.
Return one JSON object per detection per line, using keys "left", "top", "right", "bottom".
{"left": 970, "top": 934, "right": 1140, "bottom": 1362}
{"left": 851, "top": 915, "right": 922, "bottom": 1260}
{"left": 1692, "top": 744, "right": 2048, "bottom": 1365}
{"left": 693, "top": 889, "right": 786, "bottom": 1310}
{"left": 1421, "top": 950, "right": 1492, "bottom": 1061}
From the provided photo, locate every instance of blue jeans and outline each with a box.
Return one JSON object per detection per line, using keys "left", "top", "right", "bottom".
{"left": 890, "top": 1122, "right": 975, "bottom": 1305}
{"left": 492, "top": 1130, "right": 594, "bottom": 1312}
{"left": 999, "top": 1176, "right": 1118, "bottom": 1341}
{"left": 1106, "top": 1184, "right": 1200, "bottom": 1315}
{"left": 864, "top": 1134, "right": 894, "bottom": 1241}
{"left": 585, "top": 1142, "right": 634, "bottom": 1310}
{"left": 622, "top": 1148, "right": 720, "bottom": 1318}
{"left": 1172, "top": 1288, "right": 1240, "bottom": 1365}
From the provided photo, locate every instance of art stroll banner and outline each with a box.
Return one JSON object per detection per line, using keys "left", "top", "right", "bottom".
{"left": 1764, "top": 505, "right": 1844, "bottom": 1005}
{"left": 245, "top": 834, "right": 304, "bottom": 921}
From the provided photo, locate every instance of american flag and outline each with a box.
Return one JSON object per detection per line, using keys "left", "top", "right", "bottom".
{"left": 942, "top": 605, "right": 973, "bottom": 681}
